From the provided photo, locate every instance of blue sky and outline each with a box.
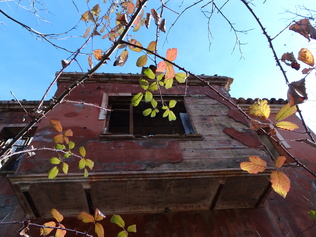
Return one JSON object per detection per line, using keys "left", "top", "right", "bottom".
{"left": 1, "top": 0, "right": 316, "bottom": 129}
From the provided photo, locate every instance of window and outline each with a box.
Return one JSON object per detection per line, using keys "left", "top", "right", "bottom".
{"left": 0, "top": 126, "right": 36, "bottom": 172}
{"left": 101, "top": 96, "right": 195, "bottom": 139}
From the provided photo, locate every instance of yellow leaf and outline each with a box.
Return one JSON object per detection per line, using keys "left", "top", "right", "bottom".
{"left": 50, "top": 119, "right": 63, "bottom": 132}
{"left": 275, "top": 156, "right": 286, "bottom": 168}
{"left": 270, "top": 171, "right": 291, "bottom": 198}
{"left": 94, "top": 49, "right": 103, "bottom": 60}
{"left": 275, "top": 103, "right": 297, "bottom": 121}
{"left": 95, "top": 222, "right": 104, "bottom": 237}
{"left": 79, "top": 159, "right": 86, "bottom": 170}
{"left": 240, "top": 156, "right": 267, "bottom": 174}
{"left": 298, "top": 48, "right": 314, "bottom": 66}
{"left": 50, "top": 157, "right": 61, "bottom": 165}
{"left": 248, "top": 99, "right": 270, "bottom": 120}
{"left": 91, "top": 4, "right": 101, "bottom": 16}
{"left": 84, "top": 168, "right": 89, "bottom": 177}
{"left": 81, "top": 10, "right": 93, "bottom": 22}
{"left": 147, "top": 41, "right": 156, "bottom": 54}
{"left": 48, "top": 166, "right": 59, "bottom": 179}
{"left": 166, "top": 48, "right": 177, "bottom": 61}
{"left": 77, "top": 212, "right": 95, "bottom": 223}
{"left": 136, "top": 55, "right": 148, "bottom": 67}
{"left": 276, "top": 121, "right": 299, "bottom": 131}
{"left": 128, "top": 39, "right": 143, "bottom": 52}
{"left": 62, "top": 163, "right": 69, "bottom": 174}
{"left": 127, "top": 224, "right": 137, "bottom": 233}
{"left": 56, "top": 223, "right": 67, "bottom": 237}
{"left": 85, "top": 159, "right": 94, "bottom": 170}
{"left": 94, "top": 208, "right": 106, "bottom": 221}
{"left": 51, "top": 209, "right": 64, "bottom": 223}
{"left": 110, "top": 215, "right": 125, "bottom": 228}
{"left": 79, "top": 146, "right": 86, "bottom": 157}
{"left": 40, "top": 221, "right": 55, "bottom": 235}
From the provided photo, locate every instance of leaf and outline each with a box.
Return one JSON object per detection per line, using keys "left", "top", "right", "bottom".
{"left": 79, "top": 146, "right": 86, "bottom": 157}
{"left": 298, "top": 48, "right": 314, "bottom": 66}
{"left": 270, "top": 171, "right": 291, "bottom": 198}
{"left": 117, "top": 230, "right": 128, "bottom": 237}
{"left": 308, "top": 210, "right": 316, "bottom": 221}
{"left": 143, "top": 108, "right": 152, "bottom": 116}
{"left": 281, "top": 52, "right": 300, "bottom": 70}
{"left": 64, "top": 129, "right": 73, "bottom": 137}
{"left": 151, "top": 99, "right": 158, "bottom": 108}
{"left": 240, "top": 156, "right": 267, "bottom": 174}
{"left": 83, "top": 26, "right": 91, "bottom": 38}
{"left": 169, "top": 100, "right": 177, "bottom": 108}
{"left": 95, "top": 208, "right": 106, "bottom": 221}
{"left": 163, "top": 109, "right": 169, "bottom": 118}
{"left": 94, "top": 49, "right": 103, "bottom": 60}
{"left": 168, "top": 110, "right": 176, "bottom": 121}
{"left": 85, "top": 159, "right": 94, "bottom": 170}
{"left": 287, "top": 78, "right": 308, "bottom": 106}
{"left": 56, "top": 144, "right": 66, "bottom": 150}
{"left": 51, "top": 208, "right": 64, "bottom": 223}
{"left": 275, "top": 103, "right": 297, "bottom": 121}
{"left": 50, "top": 157, "right": 61, "bottom": 165}
{"left": 149, "top": 82, "right": 158, "bottom": 91}
{"left": 48, "top": 166, "right": 59, "bottom": 179}
{"left": 136, "top": 55, "right": 147, "bottom": 67}
{"left": 81, "top": 10, "right": 94, "bottom": 22}
{"left": 114, "top": 50, "right": 129, "bottom": 66}
{"left": 40, "top": 221, "right": 55, "bottom": 235}
{"left": 151, "top": 9, "right": 160, "bottom": 25}
{"left": 91, "top": 4, "right": 101, "bottom": 16}
{"left": 116, "top": 13, "right": 128, "bottom": 26}
{"left": 50, "top": 119, "right": 63, "bottom": 133}
{"left": 55, "top": 224, "right": 67, "bottom": 237}
{"left": 84, "top": 168, "right": 89, "bottom": 177}
{"left": 88, "top": 55, "right": 93, "bottom": 69}
{"left": 159, "top": 18, "right": 166, "bottom": 33}
{"left": 131, "top": 93, "right": 143, "bottom": 106}
{"left": 77, "top": 212, "right": 95, "bottom": 223}
{"left": 164, "top": 78, "right": 173, "bottom": 89}
{"left": 139, "top": 79, "right": 149, "bottom": 90}
{"left": 175, "top": 72, "right": 187, "bottom": 83}
{"left": 248, "top": 99, "right": 270, "bottom": 120}
{"left": 69, "top": 141, "right": 75, "bottom": 149}
{"left": 145, "top": 91, "right": 153, "bottom": 102}
{"left": 147, "top": 41, "right": 156, "bottom": 54}
{"left": 128, "top": 39, "right": 143, "bottom": 52}
{"left": 156, "top": 61, "right": 166, "bottom": 72}
{"left": 166, "top": 48, "right": 178, "bottom": 61}
{"left": 62, "top": 163, "right": 69, "bottom": 174}
{"left": 144, "top": 13, "right": 151, "bottom": 29}
{"left": 127, "top": 224, "right": 137, "bottom": 233}
{"left": 275, "top": 121, "right": 299, "bottom": 131}
{"left": 275, "top": 156, "right": 286, "bottom": 168}
{"left": 289, "top": 19, "right": 316, "bottom": 41}
{"left": 79, "top": 159, "right": 86, "bottom": 170}
{"left": 95, "top": 222, "right": 105, "bottom": 237}
{"left": 165, "top": 63, "right": 175, "bottom": 80}
{"left": 110, "top": 215, "right": 125, "bottom": 228}
{"left": 151, "top": 109, "right": 159, "bottom": 117}
{"left": 302, "top": 67, "right": 314, "bottom": 74}
{"left": 143, "top": 68, "right": 155, "bottom": 79}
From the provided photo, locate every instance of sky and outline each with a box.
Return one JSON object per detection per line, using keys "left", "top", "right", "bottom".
{"left": 0, "top": 0, "right": 316, "bottom": 130}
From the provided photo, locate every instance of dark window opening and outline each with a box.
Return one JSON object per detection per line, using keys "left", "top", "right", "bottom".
{"left": 0, "top": 127, "right": 36, "bottom": 172}
{"left": 105, "top": 96, "right": 194, "bottom": 137}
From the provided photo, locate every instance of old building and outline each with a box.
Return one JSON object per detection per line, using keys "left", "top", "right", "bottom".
{"left": 0, "top": 72, "right": 315, "bottom": 236}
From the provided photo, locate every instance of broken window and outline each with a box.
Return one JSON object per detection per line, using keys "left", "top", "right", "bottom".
{"left": 102, "top": 96, "right": 195, "bottom": 138}
{"left": 0, "top": 126, "right": 36, "bottom": 172}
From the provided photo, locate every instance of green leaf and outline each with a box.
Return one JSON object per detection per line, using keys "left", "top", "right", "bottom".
{"left": 143, "top": 68, "right": 155, "bottom": 79}
{"left": 84, "top": 168, "right": 89, "bottom": 177}
{"left": 151, "top": 109, "right": 159, "bottom": 117}
{"left": 62, "top": 163, "right": 69, "bottom": 174}
{"left": 149, "top": 82, "right": 158, "bottom": 91}
{"left": 169, "top": 100, "right": 177, "bottom": 108}
{"left": 139, "top": 79, "right": 149, "bottom": 90}
{"left": 56, "top": 144, "right": 66, "bottom": 150}
{"left": 175, "top": 72, "right": 187, "bottom": 83}
{"left": 64, "top": 152, "right": 71, "bottom": 159}
{"left": 275, "top": 103, "right": 297, "bottom": 121}
{"left": 127, "top": 224, "right": 137, "bottom": 233}
{"left": 117, "top": 230, "right": 128, "bottom": 237}
{"left": 143, "top": 108, "right": 152, "bottom": 116}
{"left": 48, "top": 166, "right": 59, "bottom": 179}
{"left": 50, "top": 157, "right": 61, "bottom": 165}
{"left": 132, "top": 93, "right": 143, "bottom": 106}
{"left": 168, "top": 110, "right": 176, "bottom": 121}
{"left": 308, "top": 210, "right": 316, "bottom": 221}
{"left": 85, "top": 159, "right": 94, "bottom": 170}
{"left": 79, "top": 146, "right": 86, "bottom": 157}
{"left": 68, "top": 141, "right": 75, "bottom": 149}
{"left": 164, "top": 78, "right": 173, "bottom": 89}
{"left": 136, "top": 55, "right": 148, "bottom": 67}
{"left": 79, "top": 159, "right": 86, "bottom": 170}
{"left": 110, "top": 215, "right": 125, "bottom": 228}
{"left": 163, "top": 109, "right": 169, "bottom": 118}
{"left": 151, "top": 99, "right": 158, "bottom": 108}
{"left": 157, "top": 74, "right": 164, "bottom": 81}
{"left": 145, "top": 91, "right": 153, "bottom": 102}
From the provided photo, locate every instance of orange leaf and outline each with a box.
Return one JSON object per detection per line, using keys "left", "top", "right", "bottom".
{"left": 56, "top": 223, "right": 67, "bottom": 237}
{"left": 94, "top": 49, "right": 103, "bottom": 61}
{"left": 270, "top": 171, "right": 291, "bottom": 198}
{"left": 165, "top": 63, "right": 175, "bottom": 80}
{"left": 77, "top": 212, "right": 95, "bottom": 223}
{"left": 156, "top": 61, "right": 166, "bottom": 72}
{"left": 122, "top": 2, "right": 135, "bottom": 14}
{"left": 289, "top": 19, "right": 316, "bottom": 41}
{"left": 64, "top": 129, "right": 73, "bottom": 137}
{"left": 298, "top": 48, "right": 314, "bottom": 66}
{"left": 50, "top": 119, "right": 63, "bottom": 133}
{"left": 40, "top": 221, "right": 56, "bottom": 235}
{"left": 53, "top": 134, "right": 64, "bottom": 144}
{"left": 95, "top": 222, "right": 105, "bottom": 237}
{"left": 240, "top": 156, "right": 267, "bottom": 174}
{"left": 275, "top": 121, "right": 299, "bottom": 131}
{"left": 166, "top": 48, "right": 177, "bottom": 61}
{"left": 94, "top": 208, "right": 106, "bottom": 221}
{"left": 51, "top": 209, "right": 64, "bottom": 222}
{"left": 275, "top": 156, "right": 286, "bottom": 168}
